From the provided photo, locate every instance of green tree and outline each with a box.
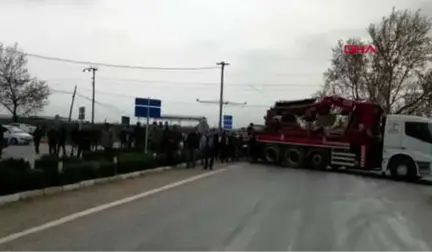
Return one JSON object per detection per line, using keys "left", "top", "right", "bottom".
{"left": 0, "top": 43, "right": 50, "bottom": 122}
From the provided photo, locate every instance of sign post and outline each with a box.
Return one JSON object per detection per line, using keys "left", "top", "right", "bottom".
{"left": 134, "top": 98, "right": 162, "bottom": 153}
{"left": 78, "top": 107, "right": 85, "bottom": 121}
{"left": 223, "top": 115, "right": 233, "bottom": 130}
{"left": 121, "top": 116, "right": 130, "bottom": 126}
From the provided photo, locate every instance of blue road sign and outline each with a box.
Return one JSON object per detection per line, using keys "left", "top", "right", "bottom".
{"left": 134, "top": 98, "right": 162, "bottom": 118}
{"left": 223, "top": 115, "right": 233, "bottom": 129}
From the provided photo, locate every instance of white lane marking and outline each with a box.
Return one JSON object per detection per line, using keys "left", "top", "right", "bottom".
{"left": 0, "top": 168, "right": 227, "bottom": 245}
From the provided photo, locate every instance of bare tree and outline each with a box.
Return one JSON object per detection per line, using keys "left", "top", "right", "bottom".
{"left": 322, "top": 38, "right": 371, "bottom": 100}
{"left": 321, "top": 8, "right": 432, "bottom": 114}
{"left": 0, "top": 43, "right": 50, "bottom": 122}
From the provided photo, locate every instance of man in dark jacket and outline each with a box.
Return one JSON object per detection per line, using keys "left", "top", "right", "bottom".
{"left": 219, "top": 131, "right": 229, "bottom": 163}
{"left": 33, "top": 125, "right": 44, "bottom": 155}
{"left": 77, "top": 125, "right": 91, "bottom": 158}
{"left": 0, "top": 124, "right": 3, "bottom": 159}
{"left": 57, "top": 125, "right": 67, "bottom": 157}
{"left": 47, "top": 126, "right": 58, "bottom": 155}
{"left": 203, "top": 131, "right": 220, "bottom": 170}
{"left": 185, "top": 129, "right": 199, "bottom": 168}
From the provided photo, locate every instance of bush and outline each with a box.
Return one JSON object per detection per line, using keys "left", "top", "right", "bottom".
{"left": 118, "top": 153, "right": 155, "bottom": 174}
{"left": 97, "top": 160, "right": 117, "bottom": 177}
{"left": 0, "top": 158, "right": 31, "bottom": 172}
{"left": 61, "top": 156, "right": 84, "bottom": 164}
{"left": 35, "top": 155, "right": 60, "bottom": 187}
{"left": 83, "top": 149, "right": 117, "bottom": 161}
{"left": 60, "top": 162, "right": 100, "bottom": 185}
{"left": 0, "top": 158, "right": 35, "bottom": 196}
{"left": 19, "top": 169, "right": 46, "bottom": 192}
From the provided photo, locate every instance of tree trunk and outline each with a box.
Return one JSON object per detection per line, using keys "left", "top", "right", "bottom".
{"left": 12, "top": 108, "right": 18, "bottom": 122}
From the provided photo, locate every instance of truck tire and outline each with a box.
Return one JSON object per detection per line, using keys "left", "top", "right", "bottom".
{"left": 389, "top": 156, "right": 418, "bottom": 181}
{"left": 284, "top": 147, "right": 305, "bottom": 168}
{"left": 308, "top": 149, "right": 329, "bottom": 170}
{"left": 264, "top": 145, "right": 280, "bottom": 164}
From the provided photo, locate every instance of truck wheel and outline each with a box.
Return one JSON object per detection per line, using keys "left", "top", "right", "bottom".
{"left": 389, "top": 156, "right": 418, "bottom": 181}
{"left": 284, "top": 147, "right": 305, "bottom": 168}
{"left": 264, "top": 145, "right": 279, "bottom": 164}
{"left": 308, "top": 149, "right": 329, "bottom": 170}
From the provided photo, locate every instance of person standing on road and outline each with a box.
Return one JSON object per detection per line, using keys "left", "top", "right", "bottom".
{"left": 70, "top": 123, "right": 80, "bottom": 157}
{"left": 219, "top": 131, "right": 230, "bottom": 163}
{"left": 204, "top": 130, "right": 220, "bottom": 170}
{"left": 33, "top": 125, "right": 43, "bottom": 155}
{"left": 100, "top": 123, "right": 115, "bottom": 152}
{"left": 185, "top": 129, "right": 199, "bottom": 168}
{"left": 134, "top": 122, "right": 145, "bottom": 151}
{"left": 0, "top": 124, "right": 3, "bottom": 159}
{"left": 57, "top": 125, "right": 67, "bottom": 157}
{"left": 199, "top": 131, "right": 207, "bottom": 163}
{"left": 47, "top": 126, "right": 58, "bottom": 155}
{"left": 203, "top": 131, "right": 215, "bottom": 170}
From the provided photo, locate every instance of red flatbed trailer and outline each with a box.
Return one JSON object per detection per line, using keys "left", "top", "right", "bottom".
{"left": 251, "top": 95, "right": 384, "bottom": 170}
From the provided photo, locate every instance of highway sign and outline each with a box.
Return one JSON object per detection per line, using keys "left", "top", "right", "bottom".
{"left": 134, "top": 98, "right": 161, "bottom": 118}
{"left": 223, "top": 115, "right": 233, "bottom": 129}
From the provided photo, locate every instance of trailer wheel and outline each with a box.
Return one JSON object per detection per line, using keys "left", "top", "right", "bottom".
{"left": 389, "top": 155, "right": 418, "bottom": 181}
{"left": 264, "top": 145, "right": 280, "bottom": 164}
{"left": 284, "top": 147, "right": 305, "bottom": 168}
{"left": 308, "top": 149, "right": 329, "bottom": 170}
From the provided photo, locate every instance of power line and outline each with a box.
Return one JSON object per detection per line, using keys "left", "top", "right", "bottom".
{"left": 47, "top": 76, "right": 322, "bottom": 87}
{"left": 25, "top": 53, "right": 220, "bottom": 71}
{"left": 51, "top": 88, "right": 271, "bottom": 109}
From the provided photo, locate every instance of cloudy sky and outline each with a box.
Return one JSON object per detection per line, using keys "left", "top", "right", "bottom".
{"left": 0, "top": 0, "right": 431, "bottom": 127}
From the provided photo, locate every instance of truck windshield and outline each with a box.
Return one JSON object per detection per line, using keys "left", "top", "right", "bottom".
{"left": 405, "top": 121, "right": 432, "bottom": 144}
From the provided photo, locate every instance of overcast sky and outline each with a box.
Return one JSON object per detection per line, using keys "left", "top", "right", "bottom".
{"left": 0, "top": 0, "right": 431, "bottom": 127}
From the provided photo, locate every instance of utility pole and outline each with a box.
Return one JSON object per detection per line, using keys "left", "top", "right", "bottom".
{"left": 216, "top": 61, "right": 229, "bottom": 129}
{"left": 83, "top": 66, "right": 98, "bottom": 124}
{"left": 68, "top": 85, "right": 77, "bottom": 124}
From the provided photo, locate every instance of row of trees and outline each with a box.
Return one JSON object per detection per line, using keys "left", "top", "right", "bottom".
{"left": 316, "top": 8, "right": 432, "bottom": 116}
{"left": 0, "top": 43, "right": 50, "bottom": 122}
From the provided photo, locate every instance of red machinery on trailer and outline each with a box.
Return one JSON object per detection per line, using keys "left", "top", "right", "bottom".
{"left": 252, "top": 95, "right": 384, "bottom": 170}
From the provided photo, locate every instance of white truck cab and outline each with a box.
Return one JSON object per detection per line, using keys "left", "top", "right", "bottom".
{"left": 382, "top": 114, "right": 432, "bottom": 180}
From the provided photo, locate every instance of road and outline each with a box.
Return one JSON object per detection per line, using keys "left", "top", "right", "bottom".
{"left": 1, "top": 162, "right": 432, "bottom": 250}
{"left": 2, "top": 143, "right": 71, "bottom": 160}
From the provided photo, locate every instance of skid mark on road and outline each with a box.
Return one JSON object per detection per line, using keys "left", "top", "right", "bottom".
{"left": 0, "top": 168, "right": 228, "bottom": 246}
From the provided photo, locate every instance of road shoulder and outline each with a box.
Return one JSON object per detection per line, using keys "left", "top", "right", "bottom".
{"left": 0, "top": 163, "right": 228, "bottom": 238}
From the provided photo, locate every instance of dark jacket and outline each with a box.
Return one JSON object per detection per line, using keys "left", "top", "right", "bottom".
{"left": 186, "top": 132, "right": 199, "bottom": 149}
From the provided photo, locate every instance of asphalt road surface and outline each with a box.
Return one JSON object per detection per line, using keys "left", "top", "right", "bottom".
{"left": 2, "top": 143, "right": 71, "bottom": 160}
{"left": 2, "top": 163, "right": 432, "bottom": 250}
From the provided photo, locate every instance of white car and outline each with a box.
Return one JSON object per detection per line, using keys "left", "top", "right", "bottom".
{"left": 9, "top": 123, "right": 36, "bottom": 134}
{"left": 2, "top": 125, "right": 33, "bottom": 145}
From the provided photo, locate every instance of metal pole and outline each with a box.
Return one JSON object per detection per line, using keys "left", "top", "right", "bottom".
{"left": 91, "top": 68, "right": 96, "bottom": 124}
{"left": 217, "top": 61, "right": 229, "bottom": 130}
{"left": 68, "top": 85, "right": 77, "bottom": 124}
{"left": 144, "top": 98, "right": 150, "bottom": 154}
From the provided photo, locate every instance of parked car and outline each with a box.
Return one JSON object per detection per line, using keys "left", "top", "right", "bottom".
{"left": 2, "top": 125, "right": 33, "bottom": 145}
{"left": 9, "top": 123, "right": 36, "bottom": 134}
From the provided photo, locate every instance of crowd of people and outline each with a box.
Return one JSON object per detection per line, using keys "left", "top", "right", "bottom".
{"left": 0, "top": 121, "right": 252, "bottom": 169}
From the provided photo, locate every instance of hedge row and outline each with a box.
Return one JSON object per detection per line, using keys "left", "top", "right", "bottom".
{"left": 0, "top": 149, "right": 187, "bottom": 196}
